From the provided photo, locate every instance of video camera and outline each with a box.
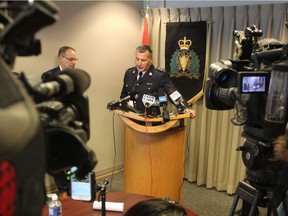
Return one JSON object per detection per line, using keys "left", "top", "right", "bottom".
{"left": 205, "top": 24, "right": 288, "bottom": 185}
{"left": 205, "top": 24, "right": 288, "bottom": 215}
{"left": 0, "top": 1, "right": 97, "bottom": 215}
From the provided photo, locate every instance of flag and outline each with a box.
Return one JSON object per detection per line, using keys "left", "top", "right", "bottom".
{"left": 165, "top": 21, "right": 206, "bottom": 104}
{"left": 142, "top": 4, "right": 150, "bottom": 45}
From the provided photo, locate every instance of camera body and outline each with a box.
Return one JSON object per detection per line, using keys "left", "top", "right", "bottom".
{"left": 205, "top": 25, "right": 288, "bottom": 185}
{"left": 0, "top": 1, "right": 97, "bottom": 215}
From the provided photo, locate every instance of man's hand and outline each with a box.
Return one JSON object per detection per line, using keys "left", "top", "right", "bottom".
{"left": 273, "top": 135, "right": 288, "bottom": 162}
{"left": 184, "top": 108, "right": 196, "bottom": 119}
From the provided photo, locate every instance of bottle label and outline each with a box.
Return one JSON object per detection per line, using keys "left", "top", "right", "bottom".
{"left": 49, "top": 207, "right": 62, "bottom": 216}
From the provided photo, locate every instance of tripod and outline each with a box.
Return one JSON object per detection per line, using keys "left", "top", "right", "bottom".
{"left": 229, "top": 180, "right": 287, "bottom": 216}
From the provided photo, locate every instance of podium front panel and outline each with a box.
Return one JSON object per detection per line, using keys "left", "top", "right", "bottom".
{"left": 123, "top": 125, "right": 185, "bottom": 203}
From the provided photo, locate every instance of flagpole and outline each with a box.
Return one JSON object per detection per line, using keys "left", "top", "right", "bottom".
{"left": 145, "top": 0, "right": 150, "bottom": 15}
{"left": 142, "top": 0, "right": 150, "bottom": 45}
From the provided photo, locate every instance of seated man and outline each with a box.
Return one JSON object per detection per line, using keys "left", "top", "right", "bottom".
{"left": 123, "top": 198, "right": 187, "bottom": 216}
{"left": 41, "top": 46, "right": 78, "bottom": 200}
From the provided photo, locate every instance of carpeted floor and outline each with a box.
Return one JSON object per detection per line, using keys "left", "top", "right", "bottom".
{"left": 97, "top": 169, "right": 236, "bottom": 216}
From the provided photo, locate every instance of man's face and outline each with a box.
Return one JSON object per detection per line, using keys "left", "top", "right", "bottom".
{"left": 59, "top": 48, "right": 78, "bottom": 70}
{"left": 135, "top": 50, "right": 152, "bottom": 72}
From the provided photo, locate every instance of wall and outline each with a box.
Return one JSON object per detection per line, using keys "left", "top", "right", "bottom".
{"left": 147, "top": 0, "right": 286, "bottom": 8}
{"left": 14, "top": 1, "right": 143, "bottom": 177}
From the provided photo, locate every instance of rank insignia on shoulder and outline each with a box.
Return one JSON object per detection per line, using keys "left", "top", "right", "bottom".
{"left": 155, "top": 67, "right": 166, "bottom": 73}
{"left": 127, "top": 67, "right": 136, "bottom": 72}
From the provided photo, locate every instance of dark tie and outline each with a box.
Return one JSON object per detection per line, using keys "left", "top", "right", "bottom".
{"left": 138, "top": 72, "right": 143, "bottom": 80}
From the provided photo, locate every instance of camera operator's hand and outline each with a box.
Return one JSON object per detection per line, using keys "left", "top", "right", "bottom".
{"left": 272, "top": 135, "right": 288, "bottom": 162}
{"left": 184, "top": 108, "right": 196, "bottom": 119}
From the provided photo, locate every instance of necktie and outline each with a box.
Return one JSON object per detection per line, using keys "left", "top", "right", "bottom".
{"left": 138, "top": 72, "right": 143, "bottom": 80}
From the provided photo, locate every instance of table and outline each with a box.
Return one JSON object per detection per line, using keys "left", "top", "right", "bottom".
{"left": 42, "top": 192, "right": 198, "bottom": 216}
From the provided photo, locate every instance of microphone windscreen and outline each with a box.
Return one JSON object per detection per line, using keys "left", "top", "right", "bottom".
{"left": 61, "top": 68, "right": 91, "bottom": 96}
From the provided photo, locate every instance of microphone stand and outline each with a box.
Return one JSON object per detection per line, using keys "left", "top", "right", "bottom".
{"left": 97, "top": 179, "right": 109, "bottom": 216}
{"left": 162, "top": 103, "right": 170, "bottom": 122}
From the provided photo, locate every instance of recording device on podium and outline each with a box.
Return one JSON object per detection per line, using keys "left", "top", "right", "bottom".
{"left": 107, "top": 89, "right": 172, "bottom": 123}
{"left": 142, "top": 93, "right": 156, "bottom": 108}
{"left": 158, "top": 91, "right": 170, "bottom": 122}
{"left": 106, "top": 92, "right": 140, "bottom": 114}
{"left": 169, "top": 90, "right": 187, "bottom": 113}
{"left": 143, "top": 90, "right": 170, "bottom": 122}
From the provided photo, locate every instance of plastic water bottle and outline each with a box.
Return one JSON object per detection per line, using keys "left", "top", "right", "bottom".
{"left": 48, "top": 194, "right": 62, "bottom": 216}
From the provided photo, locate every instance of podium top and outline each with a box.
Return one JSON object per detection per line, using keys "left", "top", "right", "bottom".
{"left": 113, "top": 109, "right": 190, "bottom": 133}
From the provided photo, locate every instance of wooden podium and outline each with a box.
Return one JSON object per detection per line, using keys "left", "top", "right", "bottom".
{"left": 114, "top": 109, "right": 190, "bottom": 203}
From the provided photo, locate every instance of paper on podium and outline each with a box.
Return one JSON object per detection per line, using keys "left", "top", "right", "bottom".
{"left": 93, "top": 201, "right": 124, "bottom": 212}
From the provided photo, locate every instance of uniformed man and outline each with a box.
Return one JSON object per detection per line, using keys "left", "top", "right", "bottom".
{"left": 120, "top": 45, "right": 196, "bottom": 118}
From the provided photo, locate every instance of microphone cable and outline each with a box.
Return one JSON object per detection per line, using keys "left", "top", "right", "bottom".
{"left": 144, "top": 107, "right": 154, "bottom": 196}
{"left": 177, "top": 116, "right": 193, "bottom": 202}
{"left": 108, "top": 112, "right": 117, "bottom": 192}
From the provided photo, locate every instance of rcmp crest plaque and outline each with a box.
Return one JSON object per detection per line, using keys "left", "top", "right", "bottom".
{"left": 170, "top": 36, "right": 201, "bottom": 79}
{"left": 165, "top": 21, "right": 206, "bottom": 104}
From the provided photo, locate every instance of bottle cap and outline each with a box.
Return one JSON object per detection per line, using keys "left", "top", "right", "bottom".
{"left": 52, "top": 194, "right": 58, "bottom": 201}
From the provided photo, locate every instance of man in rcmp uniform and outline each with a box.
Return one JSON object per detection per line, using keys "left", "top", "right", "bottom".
{"left": 120, "top": 45, "right": 196, "bottom": 118}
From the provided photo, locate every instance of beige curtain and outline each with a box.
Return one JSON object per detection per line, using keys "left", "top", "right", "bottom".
{"left": 148, "top": 3, "right": 288, "bottom": 194}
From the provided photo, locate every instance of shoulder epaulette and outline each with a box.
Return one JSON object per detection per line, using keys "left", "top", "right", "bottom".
{"left": 127, "top": 67, "right": 135, "bottom": 71}
{"left": 155, "top": 67, "right": 166, "bottom": 73}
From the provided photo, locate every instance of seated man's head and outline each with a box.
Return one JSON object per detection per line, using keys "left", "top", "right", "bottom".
{"left": 58, "top": 46, "right": 78, "bottom": 70}
{"left": 123, "top": 198, "right": 187, "bottom": 216}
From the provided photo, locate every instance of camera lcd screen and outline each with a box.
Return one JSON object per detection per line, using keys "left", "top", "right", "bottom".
{"left": 238, "top": 72, "right": 270, "bottom": 94}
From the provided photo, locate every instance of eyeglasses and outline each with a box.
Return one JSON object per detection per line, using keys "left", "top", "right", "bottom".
{"left": 62, "top": 56, "right": 78, "bottom": 62}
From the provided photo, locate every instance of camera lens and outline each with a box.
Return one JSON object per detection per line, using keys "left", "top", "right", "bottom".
{"left": 214, "top": 70, "right": 230, "bottom": 83}
{"left": 209, "top": 62, "right": 238, "bottom": 88}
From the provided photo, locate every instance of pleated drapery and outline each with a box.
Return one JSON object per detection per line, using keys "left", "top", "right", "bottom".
{"left": 147, "top": 3, "right": 288, "bottom": 194}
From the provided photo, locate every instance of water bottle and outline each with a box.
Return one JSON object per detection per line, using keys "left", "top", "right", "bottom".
{"left": 48, "top": 194, "right": 62, "bottom": 216}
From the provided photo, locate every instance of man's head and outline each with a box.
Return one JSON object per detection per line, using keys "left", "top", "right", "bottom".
{"left": 123, "top": 198, "right": 187, "bottom": 216}
{"left": 58, "top": 46, "right": 78, "bottom": 70}
{"left": 135, "top": 45, "right": 152, "bottom": 72}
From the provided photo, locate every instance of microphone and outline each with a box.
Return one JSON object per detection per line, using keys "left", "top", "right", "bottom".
{"left": 142, "top": 93, "right": 156, "bottom": 108}
{"left": 62, "top": 68, "right": 91, "bottom": 95}
{"left": 107, "top": 92, "right": 138, "bottom": 110}
{"left": 35, "top": 68, "right": 91, "bottom": 98}
{"left": 119, "top": 94, "right": 136, "bottom": 103}
{"left": 158, "top": 89, "right": 170, "bottom": 122}
{"left": 169, "top": 90, "right": 186, "bottom": 112}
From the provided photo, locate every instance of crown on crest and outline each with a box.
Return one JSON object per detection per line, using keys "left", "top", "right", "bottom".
{"left": 178, "top": 37, "right": 192, "bottom": 50}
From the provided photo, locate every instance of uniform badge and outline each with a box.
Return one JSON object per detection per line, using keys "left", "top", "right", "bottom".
{"left": 169, "top": 37, "right": 200, "bottom": 80}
